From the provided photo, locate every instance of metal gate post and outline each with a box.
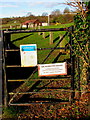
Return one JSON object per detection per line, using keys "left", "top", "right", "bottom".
{"left": 4, "top": 33, "right": 11, "bottom": 49}
{"left": 3, "top": 32, "right": 9, "bottom": 107}
{"left": 69, "top": 27, "right": 75, "bottom": 103}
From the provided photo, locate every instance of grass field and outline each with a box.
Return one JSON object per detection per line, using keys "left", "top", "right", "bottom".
{"left": 2, "top": 22, "right": 73, "bottom": 29}
{"left": 11, "top": 23, "right": 72, "bottom": 64}
{"left": 9, "top": 23, "right": 72, "bottom": 92}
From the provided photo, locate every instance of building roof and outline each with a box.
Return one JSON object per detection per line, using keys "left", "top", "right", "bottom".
{"left": 22, "top": 19, "right": 40, "bottom": 25}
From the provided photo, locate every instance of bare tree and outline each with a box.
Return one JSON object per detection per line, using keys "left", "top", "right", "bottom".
{"left": 65, "top": 0, "right": 86, "bottom": 18}
{"left": 26, "top": 12, "right": 34, "bottom": 17}
{"left": 51, "top": 9, "right": 61, "bottom": 16}
{"left": 42, "top": 12, "right": 48, "bottom": 16}
{"left": 63, "top": 7, "right": 70, "bottom": 14}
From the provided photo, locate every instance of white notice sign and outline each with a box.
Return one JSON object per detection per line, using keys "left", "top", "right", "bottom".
{"left": 38, "top": 62, "right": 67, "bottom": 76}
{"left": 20, "top": 44, "right": 37, "bottom": 67}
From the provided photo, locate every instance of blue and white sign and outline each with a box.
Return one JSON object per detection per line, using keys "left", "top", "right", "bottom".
{"left": 20, "top": 44, "right": 37, "bottom": 67}
{"left": 21, "top": 46, "right": 36, "bottom": 51}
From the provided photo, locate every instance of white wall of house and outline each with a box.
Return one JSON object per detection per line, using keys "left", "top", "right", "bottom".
{"left": 22, "top": 25, "right": 27, "bottom": 28}
{"left": 42, "top": 23, "right": 48, "bottom": 26}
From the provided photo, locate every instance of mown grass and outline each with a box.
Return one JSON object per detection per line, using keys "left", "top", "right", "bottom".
{"left": 2, "top": 22, "right": 73, "bottom": 29}
{"left": 10, "top": 23, "right": 71, "bottom": 90}
{"left": 39, "top": 22, "right": 74, "bottom": 29}
{"left": 10, "top": 24, "right": 71, "bottom": 90}
{"left": 11, "top": 23, "right": 72, "bottom": 64}
{"left": 11, "top": 32, "right": 69, "bottom": 64}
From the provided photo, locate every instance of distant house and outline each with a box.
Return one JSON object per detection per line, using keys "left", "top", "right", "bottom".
{"left": 42, "top": 23, "right": 48, "bottom": 26}
{"left": 22, "top": 19, "right": 42, "bottom": 28}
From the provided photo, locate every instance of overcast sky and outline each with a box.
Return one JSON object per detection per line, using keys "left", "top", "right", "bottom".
{"left": 0, "top": 0, "right": 75, "bottom": 18}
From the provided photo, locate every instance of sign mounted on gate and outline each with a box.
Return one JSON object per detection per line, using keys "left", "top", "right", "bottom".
{"left": 20, "top": 44, "right": 37, "bottom": 67}
{"left": 38, "top": 62, "right": 67, "bottom": 77}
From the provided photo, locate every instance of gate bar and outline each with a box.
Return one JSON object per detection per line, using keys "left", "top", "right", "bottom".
{"left": 7, "top": 78, "right": 71, "bottom": 82}
{"left": 5, "top": 47, "right": 68, "bottom": 52}
{"left": 9, "top": 102, "right": 70, "bottom": 106}
{"left": 4, "top": 27, "right": 70, "bottom": 34}
{"left": 70, "top": 28, "right": 75, "bottom": 103}
{"left": 9, "top": 90, "right": 90, "bottom": 95}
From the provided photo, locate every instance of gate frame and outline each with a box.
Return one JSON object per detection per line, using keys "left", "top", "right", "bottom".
{"left": 2, "top": 26, "right": 75, "bottom": 107}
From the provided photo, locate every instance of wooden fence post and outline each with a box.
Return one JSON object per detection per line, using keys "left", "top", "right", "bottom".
{"left": 10, "top": 25, "right": 12, "bottom": 29}
{"left": 59, "top": 35, "right": 64, "bottom": 53}
{"left": 15, "top": 25, "right": 17, "bottom": 29}
{"left": 38, "top": 26, "right": 41, "bottom": 35}
{"left": 49, "top": 32, "right": 53, "bottom": 44}
{"left": 42, "top": 32, "right": 45, "bottom": 39}
{"left": 20, "top": 24, "right": 22, "bottom": 29}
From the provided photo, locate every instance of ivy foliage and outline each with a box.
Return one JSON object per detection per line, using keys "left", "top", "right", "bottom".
{"left": 71, "top": 2, "right": 90, "bottom": 65}
{"left": 71, "top": 2, "right": 90, "bottom": 90}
